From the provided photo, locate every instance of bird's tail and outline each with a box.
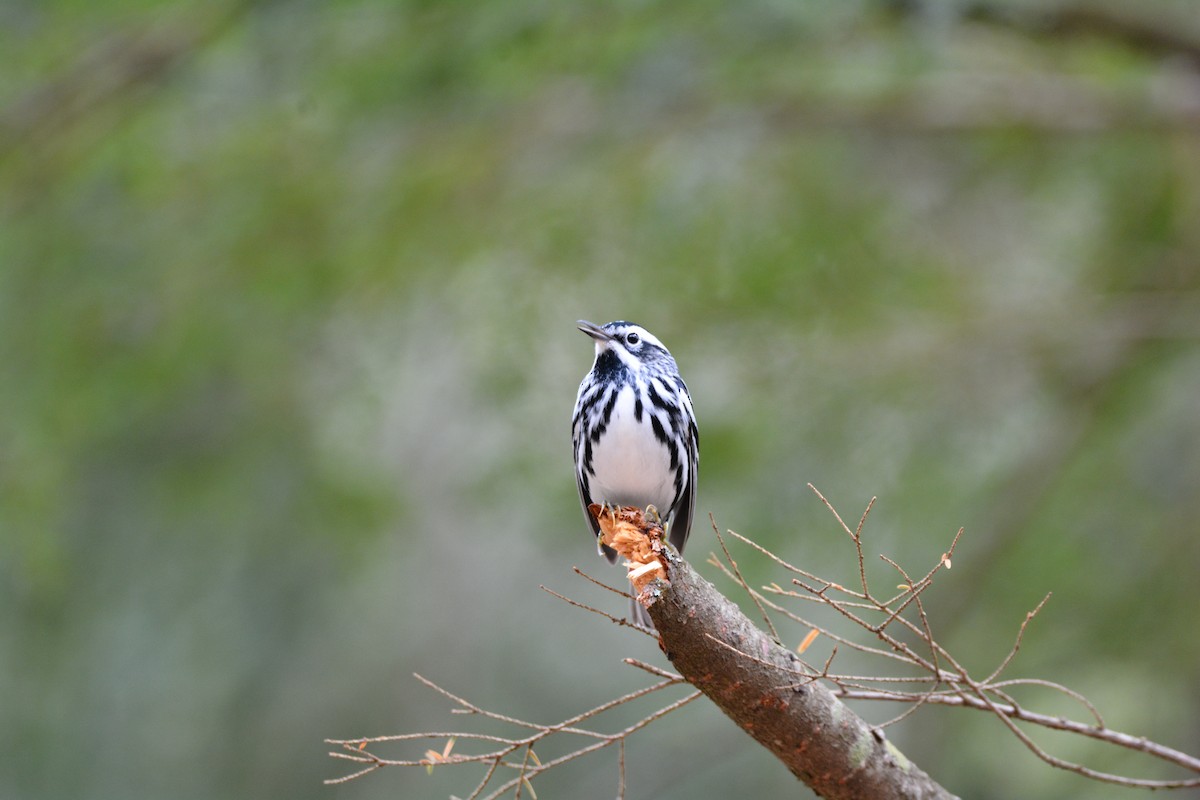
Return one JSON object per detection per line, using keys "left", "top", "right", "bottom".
{"left": 628, "top": 593, "right": 653, "bottom": 629}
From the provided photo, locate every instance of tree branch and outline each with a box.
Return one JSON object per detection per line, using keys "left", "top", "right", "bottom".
{"left": 327, "top": 499, "right": 1199, "bottom": 796}
{"left": 642, "top": 541, "right": 957, "bottom": 798}
{"left": 601, "top": 499, "right": 1200, "bottom": 793}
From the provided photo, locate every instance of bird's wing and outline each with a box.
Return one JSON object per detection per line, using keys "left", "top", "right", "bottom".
{"left": 668, "top": 452, "right": 697, "bottom": 556}
{"left": 668, "top": 401, "right": 698, "bottom": 555}
{"left": 574, "top": 412, "right": 618, "bottom": 563}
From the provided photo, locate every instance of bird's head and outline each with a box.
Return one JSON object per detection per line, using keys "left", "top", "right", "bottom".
{"left": 577, "top": 320, "right": 676, "bottom": 375}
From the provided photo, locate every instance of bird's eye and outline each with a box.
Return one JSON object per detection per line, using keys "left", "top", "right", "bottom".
{"left": 625, "top": 332, "right": 640, "bottom": 345}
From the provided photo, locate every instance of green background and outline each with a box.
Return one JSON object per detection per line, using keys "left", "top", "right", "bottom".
{"left": 3, "top": 1, "right": 1199, "bottom": 798}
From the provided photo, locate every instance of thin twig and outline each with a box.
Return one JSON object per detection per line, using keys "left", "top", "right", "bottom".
{"left": 983, "top": 593, "right": 1052, "bottom": 684}
{"left": 617, "top": 738, "right": 626, "bottom": 800}
{"left": 541, "top": 584, "right": 655, "bottom": 636}
{"left": 712, "top": 514, "right": 781, "bottom": 644}
{"left": 852, "top": 495, "right": 877, "bottom": 595}
{"left": 623, "top": 659, "right": 683, "bottom": 681}
{"left": 832, "top": 688, "right": 1200, "bottom": 778}
{"left": 704, "top": 633, "right": 818, "bottom": 684}
{"left": 989, "top": 677, "right": 1104, "bottom": 729}
{"left": 572, "top": 566, "right": 634, "bottom": 598}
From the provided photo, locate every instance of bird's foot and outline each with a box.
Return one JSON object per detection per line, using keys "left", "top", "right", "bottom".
{"left": 595, "top": 501, "right": 620, "bottom": 554}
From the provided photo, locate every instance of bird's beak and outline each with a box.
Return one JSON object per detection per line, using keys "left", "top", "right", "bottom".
{"left": 577, "top": 320, "right": 613, "bottom": 342}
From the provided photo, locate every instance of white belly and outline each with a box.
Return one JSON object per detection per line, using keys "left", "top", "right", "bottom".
{"left": 588, "top": 385, "right": 675, "bottom": 510}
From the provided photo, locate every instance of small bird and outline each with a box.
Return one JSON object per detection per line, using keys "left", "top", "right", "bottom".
{"left": 572, "top": 320, "right": 699, "bottom": 627}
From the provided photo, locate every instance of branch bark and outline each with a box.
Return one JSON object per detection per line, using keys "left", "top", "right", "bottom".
{"left": 645, "top": 548, "right": 957, "bottom": 800}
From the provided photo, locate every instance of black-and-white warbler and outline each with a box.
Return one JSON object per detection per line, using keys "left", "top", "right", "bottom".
{"left": 571, "top": 320, "right": 699, "bottom": 627}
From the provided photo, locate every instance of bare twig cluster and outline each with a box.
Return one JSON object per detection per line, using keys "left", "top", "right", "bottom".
{"left": 704, "top": 484, "right": 1200, "bottom": 791}
{"left": 326, "top": 661, "right": 700, "bottom": 799}
{"left": 325, "top": 488, "right": 1200, "bottom": 796}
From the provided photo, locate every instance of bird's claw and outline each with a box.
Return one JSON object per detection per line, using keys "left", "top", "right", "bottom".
{"left": 595, "top": 501, "right": 619, "bottom": 554}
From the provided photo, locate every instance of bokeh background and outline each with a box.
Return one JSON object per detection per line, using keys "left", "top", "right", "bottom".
{"left": 3, "top": 1, "right": 1199, "bottom": 798}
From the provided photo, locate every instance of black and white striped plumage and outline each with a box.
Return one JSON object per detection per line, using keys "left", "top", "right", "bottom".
{"left": 572, "top": 320, "right": 698, "bottom": 623}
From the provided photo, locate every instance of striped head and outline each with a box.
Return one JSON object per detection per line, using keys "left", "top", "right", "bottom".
{"left": 576, "top": 320, "right": 680, "bottom": 380}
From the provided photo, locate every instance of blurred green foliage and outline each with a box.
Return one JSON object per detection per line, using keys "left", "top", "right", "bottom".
{"left": 2, "top": 1, "right": 1199, "bottom": 798}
